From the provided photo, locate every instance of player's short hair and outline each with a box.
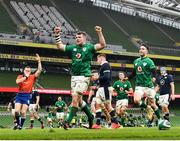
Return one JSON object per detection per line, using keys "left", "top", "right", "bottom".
{"left": 140, "top": 43, "right": 150, "bottom": 52}
{"left": 92, "top": 70, "right": 98, "bottom": 73}
{"left": 24, "top": 66, "right": 31, "bottom": 69}
{"left": 119, "top": 71, "right": 126, "bottom": 77}
{"left": 97, "top": 53, "right": 106, "bottom": 58}
{"left": 76, "top": 31, "right": 87, "bottom": 37}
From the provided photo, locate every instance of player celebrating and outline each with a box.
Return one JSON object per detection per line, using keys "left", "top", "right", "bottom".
{"left": 155, "top": 67, "right": 175, "bottom": 121}
{"left": 29, "top": 89, "right": 44, "bottom": 129}
{"left": 113, "top": 71, "right": 133, "bottom": 126}
{"left": 14, "top": 54, "right": 42, "bottom": 130}
{"left": 55, "top": 96, "right": 67, "bottom": 128}
{"left": 91, "top": 54, "right": 120, "bottom": 129}
{"left": 128, "top": 44, "right": 161, "bottom": 124}
{"left": 54, "top": 25, "right": 106, "bottom": 129}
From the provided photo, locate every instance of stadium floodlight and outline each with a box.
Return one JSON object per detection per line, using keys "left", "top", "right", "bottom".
{"left": 121, "top": 0, "right": 180, "bottom": 17}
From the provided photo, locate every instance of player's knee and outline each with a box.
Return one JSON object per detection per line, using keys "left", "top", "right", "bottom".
{"left": 21, "top": 111, "right": 27, "bottom": 117}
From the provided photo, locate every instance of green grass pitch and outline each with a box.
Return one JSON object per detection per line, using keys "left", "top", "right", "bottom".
{"left": 0, "top": 127, "right": 180, "bottom": 140}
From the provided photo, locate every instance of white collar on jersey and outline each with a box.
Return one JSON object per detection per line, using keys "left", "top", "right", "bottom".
{"left": 101, "top": 61, "right": 108, "bottom": 66}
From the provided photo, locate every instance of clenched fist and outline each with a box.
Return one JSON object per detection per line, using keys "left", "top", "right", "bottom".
{"left": 95, "top": 26, "right": 102, "bottom": 32}
{"left": 54, "top": 26, "right": 61, "bottom": 34}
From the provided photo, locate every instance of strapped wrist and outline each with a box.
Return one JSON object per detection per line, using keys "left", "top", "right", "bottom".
{"left": 55, "top": 34, "right": 62, "bottom": 44}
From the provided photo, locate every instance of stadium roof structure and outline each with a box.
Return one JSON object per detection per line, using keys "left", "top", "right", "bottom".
{"left": 118, "top": 0, "right": 180, "bottom": 17}
{"left": 98, "top": 0, "right": 180, "bottom": 29}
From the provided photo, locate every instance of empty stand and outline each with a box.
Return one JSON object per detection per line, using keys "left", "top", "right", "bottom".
{"left": 10, "top": 1, "right": 75, "bottom": 36}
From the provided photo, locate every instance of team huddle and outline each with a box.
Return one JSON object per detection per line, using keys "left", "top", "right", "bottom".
{"left": 10, "top": 25, "right": 175, "bottom": 130}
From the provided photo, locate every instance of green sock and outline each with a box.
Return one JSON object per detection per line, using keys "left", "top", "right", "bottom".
{"left": 121, "top": 117, "right": 125, "bottom": 126}
{"left": 140, "top": 100, "right": 147, "bottom": 109}
{"left": 82, "top": 104, "right": 93, "bottom": 119}
{"left": 154, "top": 109, "right": 161, "bottom": 119}
{"left": 66, "top": 107, "right": 78, "bottom": 124}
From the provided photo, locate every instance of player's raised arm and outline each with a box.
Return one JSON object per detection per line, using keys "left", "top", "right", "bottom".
{"left": 54, "top": 26, "right": 66, "bottom": 51}
{"left": 94, "top": 26, "right": 106, "bottom": 51}
{"left": 35, "top": 54, "right": 42, "bottom": 77}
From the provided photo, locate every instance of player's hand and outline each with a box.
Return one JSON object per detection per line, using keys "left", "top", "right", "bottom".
{"left": 23, "top": 73, "right": 30, "bottom": 78}
{"left": 54, "top": 26, "right": 61, "bottom": 34}
{"left": 35, "top": 54, "right": 41, "bottom": 62}
{"left": 95, "top": 26, "right": 102, "bottom": 33}
{"left": 170, "top": 94, "right": 175, "bottom": 101}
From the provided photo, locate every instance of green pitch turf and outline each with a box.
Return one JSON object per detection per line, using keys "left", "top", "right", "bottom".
{"left": 0, "top": 127, "right": 180, "bottom": 140}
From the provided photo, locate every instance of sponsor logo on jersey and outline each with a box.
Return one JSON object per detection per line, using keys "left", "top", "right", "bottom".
{"left": 137, "top": 66, "right": 142, "bottom": 72}
{"left": 120, "top": 87, "right": 124, "bottom": 91}
{"left": 76, "top": 53, "right": 81, "bottom": 59}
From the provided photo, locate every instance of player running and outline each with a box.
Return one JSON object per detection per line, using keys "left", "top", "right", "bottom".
{"left": 113, "top": 71, "right": 133, "bottom": 126}
{"left": 91, "top": 54, "right": 120, "bottom": 129}
{"left": 128, "top": 44, "right": 161, "bottom": 125}
{"left": 55, "top": 96, "right": 67, "bottom": 128}
{"left": 155, "top": 67, "right": 175, "bottom": 121}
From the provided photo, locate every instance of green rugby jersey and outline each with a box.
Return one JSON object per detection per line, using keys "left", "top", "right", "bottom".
{"left": 55, "top": 100, "right": 66, "bottom": 112}
{"left": 133, "top": 56, "right": 156, "bottom": 88}
{"left": 65, "top": 43, "right": 96, "bottom": 76}
{"left": 113, "top": 80, "right": 132, "bottom": 100}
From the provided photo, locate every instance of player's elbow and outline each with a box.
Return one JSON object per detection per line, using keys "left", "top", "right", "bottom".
{"left": 100, "top": 42, "right": 106, "bottom": 49}
{"left": 38, "top": 68, "right": 42, "bottom": 72}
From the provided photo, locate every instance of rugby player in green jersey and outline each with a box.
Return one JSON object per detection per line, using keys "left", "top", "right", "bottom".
{"left": 54, "top": 26, "right": 106, "bottom": 129}
{"left": 128, "top": 44, "right": 161, "bottom": 123}
{"left": 55, "top": 97, "right": 67, "bottom": 128}
{"left": 113, "top": 71, "right": 133, "bottom": 126}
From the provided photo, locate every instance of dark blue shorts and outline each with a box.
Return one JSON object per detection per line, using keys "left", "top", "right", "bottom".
{"left": 15, "top": 93, "right": 31, "bottom": 106}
